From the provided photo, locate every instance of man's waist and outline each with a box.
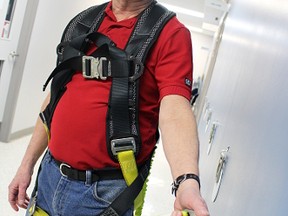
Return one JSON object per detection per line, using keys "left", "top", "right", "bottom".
{"left": 50, "top": 152, "right": 124, "bottom": 183}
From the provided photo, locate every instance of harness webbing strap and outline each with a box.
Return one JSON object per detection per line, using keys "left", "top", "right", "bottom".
{"left": 28, "top": 206, "right": 49, "bottom": 216}
{"left": 100, "top": 155, "right": 151, "bottom": 216}
{"left": 118, "top": 150, "right": 138, "bottom": 185}
{"left": 126, "top": 2, "right": 163, "bottom": 56}
{"left": 126, "top": 3, "right": 176, "bottom": 62}
{"left": 117, "top": 150, "right": 147, "bottom": 214}
{"left": 43, "top": 43, "right": 133, "bottom": 92}
{"left": 57, "top": 3, "right": 108, "bottom": 64}
{"left": 39, "top": 112, "right": 51, "bottom": 142}
{"left": 62, "top": 3, "right": 108, "bottom": 43}
{"left": 106, "top": 41, "right": 132, "bottom": 140}
{"left": 27, "top": 151, "right": 49, "bottom": 216}
{"left": 109, "top": 77, "right": 130, "bottom": 135}
{"left": 106, "top": 1, "right": 176, "bottom": 161}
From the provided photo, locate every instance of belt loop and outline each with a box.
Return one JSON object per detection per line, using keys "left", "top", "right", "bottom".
{"left": 85, "top": 170, "right": 92, "bottom": 185}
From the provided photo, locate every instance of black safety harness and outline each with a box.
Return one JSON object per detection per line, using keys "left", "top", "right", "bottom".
{"left": 31, "top": 1, "right": 175, "bottom": 215}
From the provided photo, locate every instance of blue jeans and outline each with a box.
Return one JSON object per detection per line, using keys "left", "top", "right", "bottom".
{"left": 28, "top": 151, "right": 133, "bottom": 216}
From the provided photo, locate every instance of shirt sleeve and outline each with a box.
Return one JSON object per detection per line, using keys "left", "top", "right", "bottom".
{"left": 153, "top": 19, "right": 193, "bottom": 102}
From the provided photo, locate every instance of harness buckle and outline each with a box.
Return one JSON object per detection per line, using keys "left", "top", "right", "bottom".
{"left": 82, "top": 56, "right": 107, "bottom": 80}
{"left": 111, "top": 137, "right": 136, "bottom": 156}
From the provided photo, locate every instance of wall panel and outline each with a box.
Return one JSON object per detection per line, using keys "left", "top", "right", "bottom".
{"left": 197, "top": 0, "right": 288, "bottom": 215}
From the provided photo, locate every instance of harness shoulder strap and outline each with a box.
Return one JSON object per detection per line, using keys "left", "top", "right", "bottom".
{"left": 126, "top": 2, "right": 175, "bottom": 60}
{"left": 57, "top": 2, "right": 108, "bottom": 64}
{"left": 61, "top": 2, "right": 108, "bottom": 42}
{"left": 106, "top": 1, "right": 176, "bottom": 160}
{"left": 102, "top": 2, "right": 175, "bottom": 216}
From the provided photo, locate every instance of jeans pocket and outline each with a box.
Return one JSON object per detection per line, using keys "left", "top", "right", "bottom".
{"left": 93, "top": 179, "right": 127, "bottom": 205}
{"left": 52, "top": 177, "right": 70, "bottom": 214}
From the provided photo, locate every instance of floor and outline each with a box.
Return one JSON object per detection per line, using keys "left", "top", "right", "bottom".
{"left": 0, "top": 135, "right": 175, "bottom": 216}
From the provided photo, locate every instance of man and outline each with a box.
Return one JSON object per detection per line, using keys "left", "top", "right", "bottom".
{"left": 8, "top": 0, "right": 210, "bottom": 215}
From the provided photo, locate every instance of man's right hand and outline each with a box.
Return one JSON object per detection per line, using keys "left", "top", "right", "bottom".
{"left": 8, "top": 168, "right": 32, "bottom": 211}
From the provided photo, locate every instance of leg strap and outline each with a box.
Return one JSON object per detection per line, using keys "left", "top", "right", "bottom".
{"left": 99, "top": 152, "right": 151, "bottom": 216}
{"left": 27, "top": 206, "right": 49, "bottom": 216}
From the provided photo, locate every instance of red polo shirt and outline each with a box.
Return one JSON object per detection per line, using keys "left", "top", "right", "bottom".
{"left": 49, "top": 2, "right": 193, "bottom": 170}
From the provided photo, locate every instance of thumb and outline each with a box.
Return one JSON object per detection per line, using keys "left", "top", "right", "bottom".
{"left": 18, "top": 185, "right": 27, "bottom": 205}
{"left": 171, "top": 210, "right": 183, "bottom": 216}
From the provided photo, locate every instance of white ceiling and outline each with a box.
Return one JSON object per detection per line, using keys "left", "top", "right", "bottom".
{"left": 158, "top": 0, "right": 231, "bottom": 36}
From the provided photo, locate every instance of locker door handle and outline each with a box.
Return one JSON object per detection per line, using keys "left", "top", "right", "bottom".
{"left": 205, "top": 110, "right": 212, "bottom": 132}
{"left": 207, "top": 122, "right": 220, "bottom": 155}
{"left": 212, "top": 147, "right": 230, "bottom": 202}
{"left": 9, "top": 51, "right": 19, "bottom": 57}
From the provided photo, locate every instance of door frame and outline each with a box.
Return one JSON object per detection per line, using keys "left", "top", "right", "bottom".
{"left": 0, "top": 0, "right": 39, "bottom": 142}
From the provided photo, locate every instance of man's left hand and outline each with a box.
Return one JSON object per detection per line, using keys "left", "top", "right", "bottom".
{"left": 172, "top": 179, "right": 210, "bottom": 216}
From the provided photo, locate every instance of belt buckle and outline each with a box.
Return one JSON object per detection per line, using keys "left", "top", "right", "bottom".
{"left": 59, "top": 163, "right": 71, "bottom": 178}
{"left": 111, "top": 137, "right": 136, "bottom": 156}
{"left": 82, "top": 56, "right": 107, "bottom": 80}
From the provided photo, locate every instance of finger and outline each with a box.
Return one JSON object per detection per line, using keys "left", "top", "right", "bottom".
{"left": 17, "top": 185, "right": 28, "bottom": 206}
{"left": 25, "top": 194, "right": 30, "bottom": 203}
{"left": 25, "top": 195, "right": 30, "bottom": 206}
{"left": 171, "top": 211, "right": 183, "bottom": 216}
{"left": 194, "top": 203, "right": 210, "bottom": 216}
{"left": 18, "top": 195, "right": 30, "bottom": 209}
{"left": 8, "top": 186, "right": 20, "bottom": 211}
{"left": 195, "top": 211, "right": 210, "bottom": 216}
{"left": 23, "top": 202, "right": 29, "bottom": 209}
{"left": 21, "top": 193, "right": 31, "bottom": 210}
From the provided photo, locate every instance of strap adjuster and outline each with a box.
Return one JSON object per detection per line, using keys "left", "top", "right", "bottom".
{"left": 82, "top": 56, "right": 108, "bottom": 80}
{"left": 111, "top": 137, "right": 136, "bottom": 156}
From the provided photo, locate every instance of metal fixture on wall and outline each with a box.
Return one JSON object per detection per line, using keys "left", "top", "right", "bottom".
{"left": 207, "top": 121, "right": 220, "bottom": 155}
{"left": 212, "top": 146, "right": 230, "bottom": 202}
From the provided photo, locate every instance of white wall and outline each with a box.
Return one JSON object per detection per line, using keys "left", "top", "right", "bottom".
{"left": 197, "top": 0, "right": 288, "bottom": 215}
{"left": 11, "top": 0, "right": 213, "bottom": 135}
{"left": 0, "top": 0, "right": 28, "bottom": 122}
{"left": 190, "top": 32, "right": 213, "bottom": 81}
{"left": 11, "top": 0, "right": 106, "bottom": 134}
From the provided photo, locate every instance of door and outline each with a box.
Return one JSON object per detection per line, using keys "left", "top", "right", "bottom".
{"left": 0, "top": 0, "right": 28, "bottom": 122}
